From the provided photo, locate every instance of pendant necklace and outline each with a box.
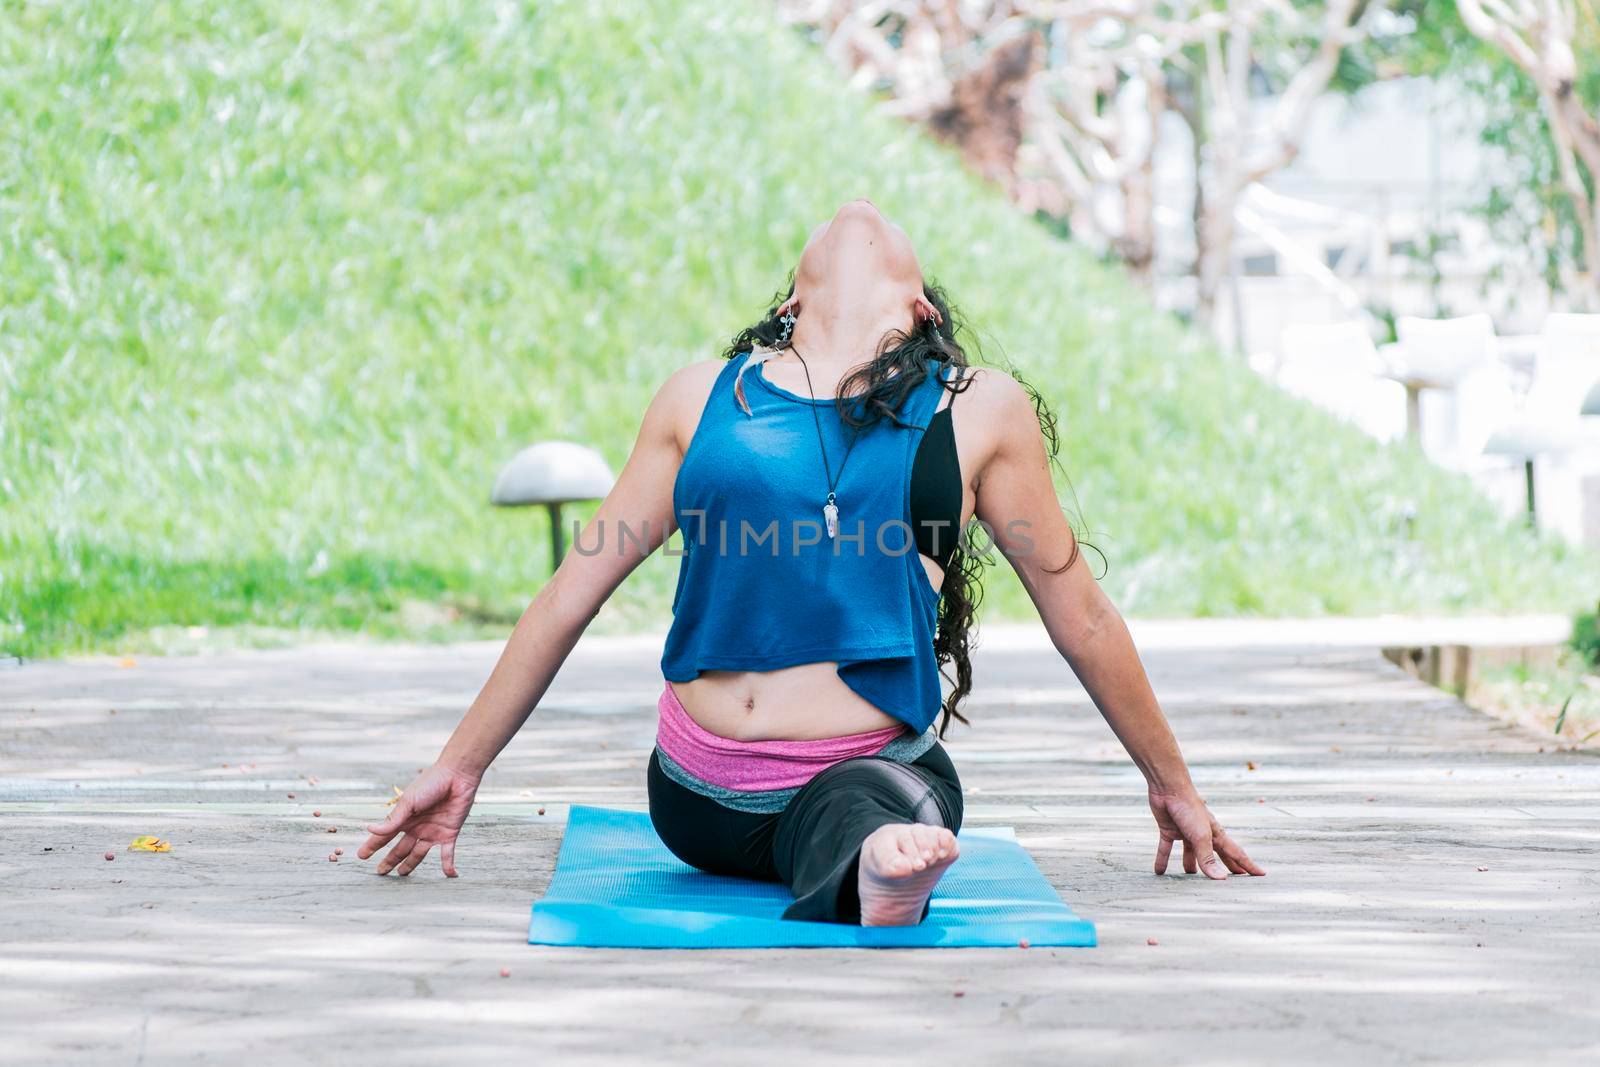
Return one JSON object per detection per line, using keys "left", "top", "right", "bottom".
{"left": 789, "top": 342, "right": 861, "bottom": 540}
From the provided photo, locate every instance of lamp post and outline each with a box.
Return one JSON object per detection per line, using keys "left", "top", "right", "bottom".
{"left": 1482, "top": 424, "right": 1580, "bottom": 529}
{"left": 491, "top": 442, "right": 616, "bottom": 572}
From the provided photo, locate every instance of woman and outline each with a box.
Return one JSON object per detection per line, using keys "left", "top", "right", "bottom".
{"left": 358, "top": 198, "right": 1263, "bottom": 926}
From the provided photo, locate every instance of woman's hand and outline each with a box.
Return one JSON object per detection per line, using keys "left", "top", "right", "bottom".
{"left": 357, "top": 763, "right": 482, "bottom": 877}
{"left": 1149, "top": 786, "right": 1265, "bottom": 879}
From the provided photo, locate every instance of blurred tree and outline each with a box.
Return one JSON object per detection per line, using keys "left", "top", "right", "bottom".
{"left": 1452, "top": 0, "right": 1600, "bottom": 307}
{"left": 777, "top": 1, "right": 1395, "bottom": 325}
{"left": 1019, "top": 4, "right": 1217, "bottom": 285}
{"left": 1383, "top": 1, "right": 1600, "bottom": 310}
{"left": 1164, "top": 1, "right": 1393, "bottom": 321}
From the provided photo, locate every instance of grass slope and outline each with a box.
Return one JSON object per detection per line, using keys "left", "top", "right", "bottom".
{"left": 1, "top": 0, "right": 1594, "bottom": 658}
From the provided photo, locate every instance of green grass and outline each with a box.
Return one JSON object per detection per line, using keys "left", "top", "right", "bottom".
{"left": 2, "top": 0, "right": 1597, "bottom": 659}
{"left": 1473, "top": 654, "right": 1600, "bottom": 748}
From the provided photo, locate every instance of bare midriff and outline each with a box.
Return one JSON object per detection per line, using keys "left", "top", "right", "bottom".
{"left": 671, "top": 550, "right": 947, "bottom": 741}
{"left": 670, "top": 663, "right": 906, "bottom": 741}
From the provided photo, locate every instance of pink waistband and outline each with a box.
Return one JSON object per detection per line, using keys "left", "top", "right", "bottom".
{"left": 655, "top": 681, "right": 908, "bottom": 792}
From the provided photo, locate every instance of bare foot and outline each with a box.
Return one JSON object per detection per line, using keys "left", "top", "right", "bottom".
{"left": 857, "top": 822, "right": 960, "bottom": 926}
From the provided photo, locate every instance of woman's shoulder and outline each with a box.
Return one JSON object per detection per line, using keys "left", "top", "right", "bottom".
{"left": 647, "top": 357, "right": 741, "bottom": 451}
{"left": 942, "top": 365, "right": 1050, "bottom": 475}
{"left": 653, "top": 356, "right": 736, "bottom": 407}
{"left": 947, "top": 364, "right": 1035, "bottom": 417}
{"left": 667, "top": 356, "right": 731, "bottom": 389}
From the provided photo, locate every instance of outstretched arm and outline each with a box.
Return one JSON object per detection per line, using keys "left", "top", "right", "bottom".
{"left": 967, "top": 370, "right": 1263, "bottom": 880}
{"left": 358, "top": 361, "right": 717, "bottom": 877}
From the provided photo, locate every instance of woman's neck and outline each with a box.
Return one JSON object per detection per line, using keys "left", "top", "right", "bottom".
{"left": 785, "top": 299, "right": 912, "bottom": 368}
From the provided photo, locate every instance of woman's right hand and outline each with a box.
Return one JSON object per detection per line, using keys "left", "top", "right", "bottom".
{"left": 357, "top": 763, "right": 482, "bottom": 877}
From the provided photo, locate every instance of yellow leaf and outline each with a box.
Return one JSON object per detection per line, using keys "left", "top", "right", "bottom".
{"left": 128, "top": 836, "right": 171, "bottom": 852}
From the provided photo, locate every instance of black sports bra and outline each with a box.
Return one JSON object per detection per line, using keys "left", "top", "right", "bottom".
{"left": 909, "top": 395, "right": 962, "bottom": 573}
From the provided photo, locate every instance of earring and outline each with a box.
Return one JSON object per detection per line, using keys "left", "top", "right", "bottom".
{"left": 773, "top": 310, "right": 797, "bottom": 347}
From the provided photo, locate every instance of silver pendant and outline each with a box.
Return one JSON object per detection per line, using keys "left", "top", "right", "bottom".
{"left": 823, "top": 497, "right": 839, "bottom": 539}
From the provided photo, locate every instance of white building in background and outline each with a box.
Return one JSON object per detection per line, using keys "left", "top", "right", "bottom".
{"left": 1149, "top": 77, "right": 1600, "bottom": 548}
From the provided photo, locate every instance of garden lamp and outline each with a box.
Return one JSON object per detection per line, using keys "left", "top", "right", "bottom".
{"left": 492, "top": 441, "right": 616, "bottom": 571}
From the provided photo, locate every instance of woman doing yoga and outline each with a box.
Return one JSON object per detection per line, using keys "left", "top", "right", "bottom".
{"left": 358, "top": 198, "right": 1264, "bottom": 925}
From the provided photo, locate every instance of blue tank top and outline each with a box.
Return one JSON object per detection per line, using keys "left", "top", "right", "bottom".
{"left": 660, "top": 349, "right": 954, "bottom": 734}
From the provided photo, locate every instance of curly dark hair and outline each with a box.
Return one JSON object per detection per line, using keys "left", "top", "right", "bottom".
{"left": 722, "top": 272, "right": 1100, "bottom": 738}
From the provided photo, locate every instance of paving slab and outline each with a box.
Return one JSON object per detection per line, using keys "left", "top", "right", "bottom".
{"left": 1, "top": 621, "right": 1597, "bottom": 1066}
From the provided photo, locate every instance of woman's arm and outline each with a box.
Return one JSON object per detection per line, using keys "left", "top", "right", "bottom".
{"left": 358, "top": 360, "right": 721, "bottom": 877}
{"left": 966, "top": 370, "right": 1263, "bottom": 879}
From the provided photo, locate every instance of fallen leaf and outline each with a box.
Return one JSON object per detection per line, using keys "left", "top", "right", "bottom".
{"left": 118, "top": 657, "right": 137, "bottom": 668}
{"left": 128, "top": 836, "right": 171, "bottom": 853}
{"left": 1246, "top": 760, "right": 1258, "bottom": 771}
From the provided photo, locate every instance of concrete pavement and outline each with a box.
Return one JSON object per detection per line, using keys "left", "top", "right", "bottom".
{"left": 1, "top": 618, "right": 1596, "bottom": 1065}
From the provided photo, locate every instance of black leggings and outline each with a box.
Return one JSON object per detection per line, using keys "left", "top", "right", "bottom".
{"left": 646, "top": 741, "right": 964, "bottom": 924}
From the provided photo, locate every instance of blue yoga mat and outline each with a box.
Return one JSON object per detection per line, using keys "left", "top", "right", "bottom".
{"left": 527, "top": 805, "right": 1096, "bottom": 949}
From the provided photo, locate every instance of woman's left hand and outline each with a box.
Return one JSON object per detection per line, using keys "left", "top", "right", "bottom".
{"left": 1148, "top": 786, "right": 1265, "bottom": 879}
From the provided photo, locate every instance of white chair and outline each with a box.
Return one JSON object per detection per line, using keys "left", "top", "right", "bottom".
{"left": 1565, "top": 311, "right": 1600, "bottom": 421}
{"left": 1543, "top": 311, "right": 1600, "bottom": 343}
{"left": 1388, "top": 314, "right": 1515, "bottom": 470}
{"left": 1549, "top": 315, "right": 1600, "bottom": 546}
{"left": 1529, "top": 315, "right": 1600, "bottom": 419}
{"left": 1485, "top": 313, "right": 1600, "bottom": 540}
{"left": 1275, "top": 321, "right": 1407, "bottom": 442}
{"left": 1536, "top": 314, "right": 1600, "bottom": 409}
{"left": 1392, "top": 313, "right": 1497, "bottom": 384}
